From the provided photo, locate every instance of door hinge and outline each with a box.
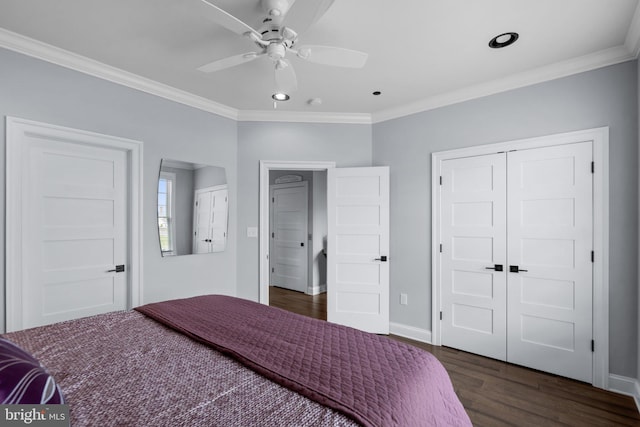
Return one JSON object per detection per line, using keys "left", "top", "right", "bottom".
{"left": 440, "top": 311, "right": 443, "bottom": 320}
{"left": 439, "top": 176, "right": 443, "bottom": 185}
{"left": 439, "top": 243, "right": 443, "bottom": 253}
{"left": 272, "top": 197, "right": 275, "bottom": 203}
{"left": 271, "top": 267, "right": 274, "bottom": 273}
{"left": 271, "top": 232, "right": 275, "bottom": 238}
{"left": 591, "top": 251, "right": 594, "bottom": 262}
{"left": 591, "top": 161, "right": 594, "bottom": 174}
{"left": 591, "top": 340, "right": 595, "bottom": 352}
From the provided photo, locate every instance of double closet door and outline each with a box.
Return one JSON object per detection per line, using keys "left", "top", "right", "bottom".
{"left": 439, "top": 141, "right": 593, "bottom": 383}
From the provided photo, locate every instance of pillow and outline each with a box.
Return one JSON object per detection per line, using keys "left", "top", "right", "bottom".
{"left": 0, "top": 338, "right": 64, "bottom": 404}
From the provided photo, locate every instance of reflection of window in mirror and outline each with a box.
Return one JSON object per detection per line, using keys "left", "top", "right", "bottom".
{"left": 158, "top": 171, "right": 177, "bottom": 256}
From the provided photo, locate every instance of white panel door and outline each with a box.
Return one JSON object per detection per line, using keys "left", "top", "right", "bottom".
{"left": 507, "top": 142, "right": 593, "bottom": 382}
{"left": 193, "top": 190, "right": 213, "bottom": 254}
{"left": 440, "top": 154, "right": 507, "bottom": 360}
{"left": 209, "top": 187, "right": 229, "bottom": 253}
{"left": 193, "top": 186, "right": 228, "bottom": 254}
{"left": 270, "top": 183, "right": 308, "bottom": 293}
{"left": 24, "top": 138, "right": 127, "bottom": 328}
{"left": 327, "top": 167, "right": 389, "bottom": 334}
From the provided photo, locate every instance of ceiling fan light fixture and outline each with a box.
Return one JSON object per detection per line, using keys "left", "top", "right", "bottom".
{"left": 272, "top": 92, "right": 290, "bottom": 101}
{"left": 489, "top": 32, "right": 519, "bottom": 49}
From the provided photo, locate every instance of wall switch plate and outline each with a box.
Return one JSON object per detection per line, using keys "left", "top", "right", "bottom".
{"left": 247, "top": 227, "right": 258, "bottom": 238}
{"left": 400, "top": 293, "right": 408, "bottom": 305}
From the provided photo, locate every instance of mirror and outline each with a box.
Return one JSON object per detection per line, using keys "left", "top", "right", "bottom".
{"left": 158, "top": 159, "right": 228, "bottom": 256}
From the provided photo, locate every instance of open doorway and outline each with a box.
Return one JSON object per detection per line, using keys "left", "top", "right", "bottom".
{"left": 260, "top": 161, "right": 391, "bottom": 334}
{"left": 268, "top": 169, "right": 328, "bottom": 318}
{"left": 259, "top": 161, "right": 336, "bottom": 319}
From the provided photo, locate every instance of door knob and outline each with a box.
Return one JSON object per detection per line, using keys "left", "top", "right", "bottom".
{"left": 374, "top": 256, "right": 388, "bottom": 262}
{"left": 485, "top": 264, "right": 503, "bottom": 271}
{"left": 107, "top": 265, "right": 125, "bottom": 273}
{"left": 509, "top": 265, "right": 528, "bottom": 273}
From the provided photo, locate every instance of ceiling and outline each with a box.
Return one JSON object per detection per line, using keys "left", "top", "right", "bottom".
{"left": 0, "top": 0, "right": 639, "bottom": 122}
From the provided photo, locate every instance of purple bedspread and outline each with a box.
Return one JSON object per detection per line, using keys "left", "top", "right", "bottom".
{"left": 136, "top": 295, "right": 471, "bottom": 427}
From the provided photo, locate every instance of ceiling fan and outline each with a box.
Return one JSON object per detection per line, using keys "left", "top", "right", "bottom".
{"left": 195, "top": 0, "right": 368, "bottom": 98}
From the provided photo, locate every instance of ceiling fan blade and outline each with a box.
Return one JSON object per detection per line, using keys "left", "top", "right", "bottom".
{"left": 196, "top": 0, "right": 261, "bottom": 38}
{"left": 274, "top": 60, "right": 298, "bottom": 93}
{"left": 296, "top": 45, "right": 368, "bottom": 68}
{"left": 282, "top": 0, "right": 335, "bottom": 34}
{"left": 197, "top": 52, "right": 263, "bottom": 73}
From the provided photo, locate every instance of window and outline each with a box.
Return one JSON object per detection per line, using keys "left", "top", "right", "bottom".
{"left": 158, "top": 172, "right": 177, "bottom": 256}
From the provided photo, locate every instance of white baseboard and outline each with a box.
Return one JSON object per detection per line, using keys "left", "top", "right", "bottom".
{"left": 608, "top": 374, "right": 640, "bottom": 412}
{"left": 389, "top": 322, "right": 432, "bottom": 344}
{"left": 306, "top": 284, "right": 326, "bottom": 296}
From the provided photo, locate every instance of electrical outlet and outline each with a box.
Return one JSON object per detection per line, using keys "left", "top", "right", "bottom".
{"left": 400, "top": 293, "right": 408, "bottom": 305}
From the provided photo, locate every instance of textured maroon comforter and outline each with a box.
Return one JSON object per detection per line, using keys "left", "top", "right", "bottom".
{"left": 136, "top": 295, "right": 471, "bottom": 427}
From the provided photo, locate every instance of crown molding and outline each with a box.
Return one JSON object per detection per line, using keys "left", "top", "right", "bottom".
{"left": 238, "top": 109, "right": 371, "bottom": 124}
{"left": 625, "top": 2, "right": 640, "bottom": 58}
{"left": 0, "top": 28, "right": 239, "bottom": 120}
{"left": 372, "top": 45, "right": 635, "bottom": 123}
{"left": 0, "top": 26, "right": 637, "bottom": 126}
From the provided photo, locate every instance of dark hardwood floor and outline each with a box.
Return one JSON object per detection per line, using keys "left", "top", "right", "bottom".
{"left": 269, "top": 286, "right": 640, "bottom": 426}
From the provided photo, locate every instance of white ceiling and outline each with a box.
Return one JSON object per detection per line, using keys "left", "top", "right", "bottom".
{"left": 0, "top": 0, "right": 639, "bottom": 123}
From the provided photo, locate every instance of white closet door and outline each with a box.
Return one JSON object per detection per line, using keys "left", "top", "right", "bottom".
{"left": 506, "top": 142, "right": 593, "bottom": 383}
{"left": 440, "top": 154, "right": 507, "bottom": 360}
{"left": 193, "top": 190, "right": 213, "bottom": 254}
{"left": 210, "top": 187, "right": 228, "bottom": 253}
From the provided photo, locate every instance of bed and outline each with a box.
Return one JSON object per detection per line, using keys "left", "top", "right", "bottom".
{"left": 2, "top": 295, "right": 471, "bottom": 426}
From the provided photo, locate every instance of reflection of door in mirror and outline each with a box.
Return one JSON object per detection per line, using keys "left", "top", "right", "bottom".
{"left": 158, "top": 171, "right": 177, "bottom": 256}
{"left": 158, "top": 159, "right": 228, "bottom": 256}
{"left": 193, "top": 185, "right": 228, "bottom": 254}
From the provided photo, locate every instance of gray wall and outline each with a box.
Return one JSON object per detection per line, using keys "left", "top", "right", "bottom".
{"left": 0, "top": 48, "right": 238, "bottom": 333}
{"left": 236, "top": 122, "right": 372, "bottom": 301}
{"left": 373, "top": 60, "right": 639, "bottom": 378}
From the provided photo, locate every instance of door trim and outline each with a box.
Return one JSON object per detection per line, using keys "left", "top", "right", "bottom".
{"left": 431, "top": 127, "right": 609, "bottom": 389}
{"left": 259, "top": 160, "right": 336, "bottom": 304}
{"left": 5, "top": 116, "right": 144, "bottom": 332}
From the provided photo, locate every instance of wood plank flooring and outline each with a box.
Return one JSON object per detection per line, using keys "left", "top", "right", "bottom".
{"left": 269, "top": 286, "right": 640, "bottom": 426}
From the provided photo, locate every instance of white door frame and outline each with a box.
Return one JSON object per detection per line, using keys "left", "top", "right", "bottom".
{"left": 259, "top": 160, "right": 336, "bottom": 304}
{"left": 5, "top": 116, "right": 144, "bottom": 332}
{"left": 431, "top": 127, "right": 609, "bottom": 389}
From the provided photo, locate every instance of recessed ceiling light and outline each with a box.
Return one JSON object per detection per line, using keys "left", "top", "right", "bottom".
{"left": 372, "top": 91, "right": 382, "bottom": 96}
{"left": 488, "top": 32, "right": 519, "bottom": 49}
{"left": 272, "top": 93, "right": 290, "bottom": 101}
